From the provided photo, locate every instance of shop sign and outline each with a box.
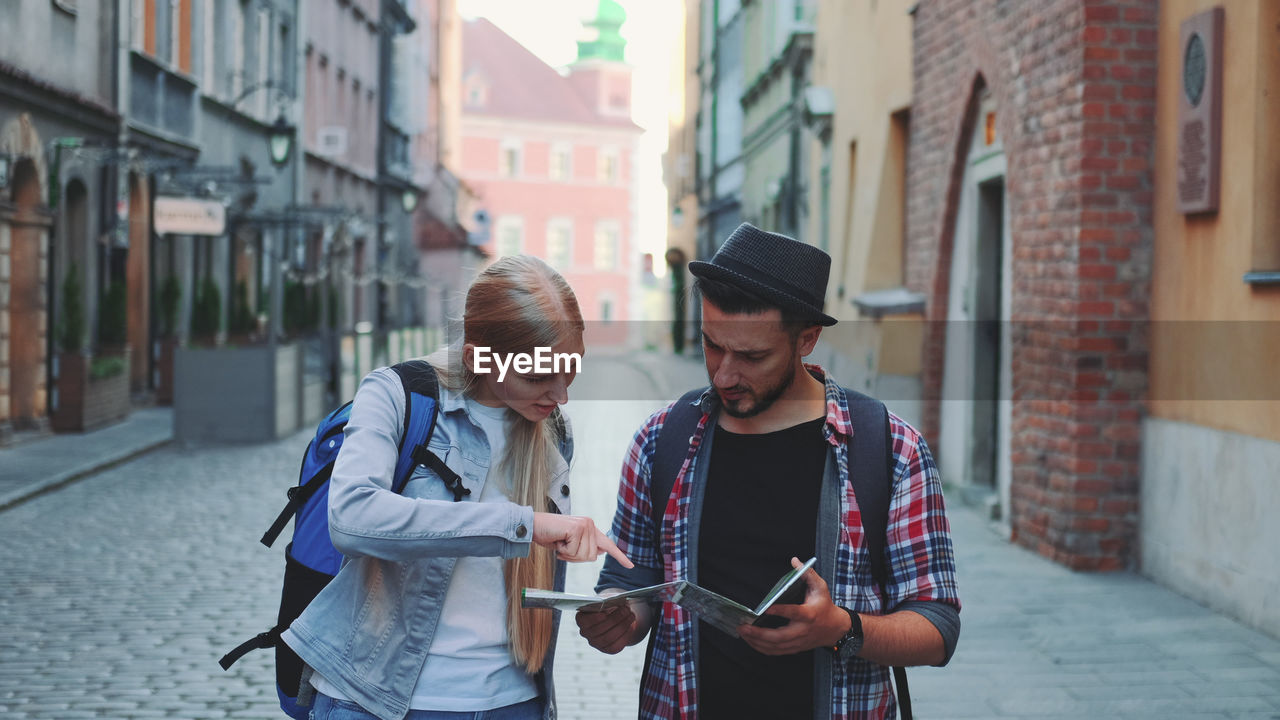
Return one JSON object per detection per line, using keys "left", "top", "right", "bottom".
{"left": 154, "top": 196, "right": 226, "bottom": 236}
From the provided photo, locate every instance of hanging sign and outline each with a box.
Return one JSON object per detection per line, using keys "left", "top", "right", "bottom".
{"left": 154, "top": 196, "right": 226, "bottom": 236}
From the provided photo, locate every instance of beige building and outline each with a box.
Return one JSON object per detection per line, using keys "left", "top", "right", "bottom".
{"left": 1144, "top": 0, "right": 1280, "bottom": 637}
{"left": 739, "top": 0, "right": 813, "bottom": 243}
{"left": 803, "top": 0, "right": 920, "bottom": 425}
{"left": 663, "top": 0, "right": 700, "bottom": 353}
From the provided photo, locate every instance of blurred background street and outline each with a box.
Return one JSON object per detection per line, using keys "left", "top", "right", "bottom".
{"left": 4, "top": 0, "right": 1280, "bottom": 717}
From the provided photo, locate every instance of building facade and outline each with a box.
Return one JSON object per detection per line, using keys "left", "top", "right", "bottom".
{"left": 663, "top": 0, "right": 700, "bottom": 354}
{"left": 0, "top": 0, "right": 122, "bottom": 441}
{"left": 411, "top": 0, "right": 482, "bottom": 335}
{"left": 738, "top": 0, "right": 812, "bottom": 243}
{"left": 303, "top": 0, "right": 383, "bottom": 336}
{"left": 1143, "top": 0, "right": 1280, "bottom": 638}
{"left": 1, "top": 0, "right": 460, "bottom": 443}
{"left": 802, "top": 0, "right": 920, "bottom": 424}
{"left": 695, "top": 0, "right": 746, "bottom": 271}
{"left": 907, "top": 0, "right": 1157, "bottom": 570}
{"left": 458, "top": 7, "right": 642, "bottom": 345}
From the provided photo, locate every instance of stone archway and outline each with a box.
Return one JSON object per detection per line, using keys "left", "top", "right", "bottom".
{"left": 6, "top": 158, "right": 53, "bottom": 430}
{"left": 1, "top": 113, "right": 52, "bottom": 435}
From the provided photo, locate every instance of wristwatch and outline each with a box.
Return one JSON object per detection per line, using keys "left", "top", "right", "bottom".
{"left": 831, "top": 606, "right": 864, "bottom": 660}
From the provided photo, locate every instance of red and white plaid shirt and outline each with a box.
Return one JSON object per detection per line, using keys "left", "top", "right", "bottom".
{"left": 605, "top": 365, "right": 960, "bottom": 719}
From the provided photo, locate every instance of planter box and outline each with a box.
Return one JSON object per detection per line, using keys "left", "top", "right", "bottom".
{"left": 52, "top": 348, "right": 132, "bottom": 432}
{"left": 174, "top": 342, "right": 302, "bottom": 444}
{"left": 155, "top": 339, "right": 177, "bottom": 405}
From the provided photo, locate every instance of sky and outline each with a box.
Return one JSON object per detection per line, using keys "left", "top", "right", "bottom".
{"left": 456, "top": 0, "right": 681, "bottom": 276}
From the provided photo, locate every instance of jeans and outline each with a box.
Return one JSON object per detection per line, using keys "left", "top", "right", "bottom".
{"left": 309, "top": 692, "right": 543, "bottom": 720}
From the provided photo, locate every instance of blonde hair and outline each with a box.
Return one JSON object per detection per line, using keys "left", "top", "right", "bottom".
{"left": 427, "top": 255, "right": 583, "bottom": 673}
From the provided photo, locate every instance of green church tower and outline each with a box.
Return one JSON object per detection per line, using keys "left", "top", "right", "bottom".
{"left": 577, "top": 0, "right": 628, "bottom": 63}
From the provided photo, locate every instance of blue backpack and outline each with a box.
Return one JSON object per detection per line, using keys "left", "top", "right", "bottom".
{"left": 220, "top": 360, "right": 469, "bottom": 720}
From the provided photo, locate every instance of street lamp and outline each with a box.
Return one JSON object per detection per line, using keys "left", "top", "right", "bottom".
{"left": 401, "top": 189, "right": 418, "bottom": 213}
{"left": 268, "top": 114, "right": 295, "bottom": 168}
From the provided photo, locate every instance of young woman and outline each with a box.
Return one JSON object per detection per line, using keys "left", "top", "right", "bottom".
{"left": 282, "top": 255, "right": 630, "bottom": 720}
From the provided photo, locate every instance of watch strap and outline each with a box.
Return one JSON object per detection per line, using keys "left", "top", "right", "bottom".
{"left": 831, "top": 606, "right": 863, "bottom": 657}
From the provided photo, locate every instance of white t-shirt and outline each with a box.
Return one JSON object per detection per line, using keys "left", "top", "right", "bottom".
{"left": 313, "top": 397, "right": 538, "bottom": 711}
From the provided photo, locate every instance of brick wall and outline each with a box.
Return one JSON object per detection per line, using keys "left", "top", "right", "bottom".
{"left": 907, "top": 0, "right": 1156, "bottom": 570}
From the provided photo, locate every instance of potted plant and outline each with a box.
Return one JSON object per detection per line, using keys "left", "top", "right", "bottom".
{"left": 53, "top": 266, "right": 131, "bottom": 431}
{"left": 190, "top": 275, "right": 222, "bottom": 346}
{"left": 155, "top": 273, "right": 181, "bottom": 404}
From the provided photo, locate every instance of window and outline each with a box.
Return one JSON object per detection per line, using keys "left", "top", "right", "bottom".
{"left": 278, "top": 22, "right": 290, "bottom": 100}
{"left": 203, "top": 0, "right": 217, "bottom": 91}
{"left": 594, "top": 221, "right": 619, "bottom": 271}
{"left": 546, "top": 219, "right": 572, "bottom": 269}
{"left": 256, "top": 8, "right": 271, "bottom": 118}
{"left": 598, "top": 147, "right": 619, "bottom": 184}
{"left": 500, "top": 140, "right": 522, "bottom": 178}
{"left": 549, "top": 144, "right": 571, "bottom": 181}
{"left": 496, "top": 217, "right": 523, "bottom": 257}
{"left": 170, "top": 0, "right": 182, "bottom": 67}
{"left": 131, "top": 0, "right": 145, "bottom": 51}
{"left": 231, "top": 1, "right": 245, "bottom": 101}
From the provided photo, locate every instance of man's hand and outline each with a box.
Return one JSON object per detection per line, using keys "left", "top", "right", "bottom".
{"left": 738, "top": 557, "right": 848, "bottom": 656}
{"left": 576, "top": 593, "right": 653, "bottom": 654}
{"left": 532, "top": 512, "right": 633, "bottom": 567}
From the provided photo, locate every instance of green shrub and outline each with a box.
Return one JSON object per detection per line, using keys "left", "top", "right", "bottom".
{"left": 326, "top": 283, "right": 340, "bottom": 329}
{"left": 230, "top": 280, "right": 256, "bottom": 337}
{"left": 283, "top": 279, "right": 307, "bottom": 337}
{"left": 89, "top": 354, "right": 126, "bottom": 380}
{"left": 98, "top": 279, "right": 128, "bottom": 350}
{"left": 158, "top": 274, "right": 181, "bottom": 339}
{"left": 190, "top": 275, "right": 222, "bottom": 343}
{"left": 58, "top": 262, "right": 86, "bottom": 354}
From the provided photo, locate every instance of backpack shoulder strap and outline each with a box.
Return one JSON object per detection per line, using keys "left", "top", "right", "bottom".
{"left": 650, "top": 387, "right": 707, "bottom": 536}
{"left": 843, "top": 386, "right": 913, "bottom": 719}
{"left": 843, "top": 388, "right": 893, "bottom": 594}
{"left": 390, "top": 360, "right": 443, "bottom": 495}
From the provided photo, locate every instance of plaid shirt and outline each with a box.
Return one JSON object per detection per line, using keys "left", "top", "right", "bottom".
{"left": 605, "top": 366, "right": 960, "bottom": 720}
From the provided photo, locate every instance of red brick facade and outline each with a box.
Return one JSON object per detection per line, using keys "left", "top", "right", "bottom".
{"left": 907, "top": 0, "right": 1156, "bottom": 570}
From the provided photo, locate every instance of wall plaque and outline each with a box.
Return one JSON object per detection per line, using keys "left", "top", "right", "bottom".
{"left": 1177, "top": 7, "right": 1223, "bottom": 214}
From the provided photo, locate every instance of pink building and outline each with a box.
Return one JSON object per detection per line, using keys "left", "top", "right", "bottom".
{"left": 459, "top": 7, "right": 642, "bottom": 343}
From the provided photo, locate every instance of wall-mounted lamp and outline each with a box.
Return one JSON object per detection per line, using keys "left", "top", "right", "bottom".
{"left": 402, "top": 189, "right": 418, "bottom": 214}
{"left": 268, "top": 114, "right": 296, "bottom": 168}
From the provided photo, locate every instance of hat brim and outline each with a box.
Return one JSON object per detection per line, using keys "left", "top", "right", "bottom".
{"left": 689, "top": 260, "right": 837, "bottom": 326}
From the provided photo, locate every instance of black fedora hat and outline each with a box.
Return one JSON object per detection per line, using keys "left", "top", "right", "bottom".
{"left": 689, "top": 223, "right": 837, "bottom": 326}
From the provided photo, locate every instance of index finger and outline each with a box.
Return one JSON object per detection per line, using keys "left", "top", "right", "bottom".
{"left": 595, "top": 529, "right": 634, "bottom": 568}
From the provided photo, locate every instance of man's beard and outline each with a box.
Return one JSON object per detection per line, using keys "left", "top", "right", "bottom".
{"left": 717, "top": 356, "right": 798, "bottom": 419}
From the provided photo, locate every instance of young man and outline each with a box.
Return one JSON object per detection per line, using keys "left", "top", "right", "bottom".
{"left": 578, "top": 223, "right": 960, "bottom": 719}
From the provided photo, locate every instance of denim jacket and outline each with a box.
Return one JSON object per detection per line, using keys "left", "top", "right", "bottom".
{"left": 281, "top": 367, "right": 573, "bottom": 720}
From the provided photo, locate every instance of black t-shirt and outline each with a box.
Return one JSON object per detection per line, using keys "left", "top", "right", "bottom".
{"left": 697, "top": 416, "right": 827, "bottom": 720}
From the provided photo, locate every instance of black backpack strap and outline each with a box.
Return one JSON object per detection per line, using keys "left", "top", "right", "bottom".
{"left": 844, "top": 388, "right": 891, "bottom": 592}
{"left": 843, "top": 387, "right": 911, "bottom": 719}
{"left": 260, "top": 448, "right": 335, "bottom": 548}
{"left": 650, "top": 388, "right": 707, "bottom": 541}
{"left": 391, "top": 360, "right": 463, "bottom": 499}
{"left": 219, "top": 626, "right": 283, "bottom": 670}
